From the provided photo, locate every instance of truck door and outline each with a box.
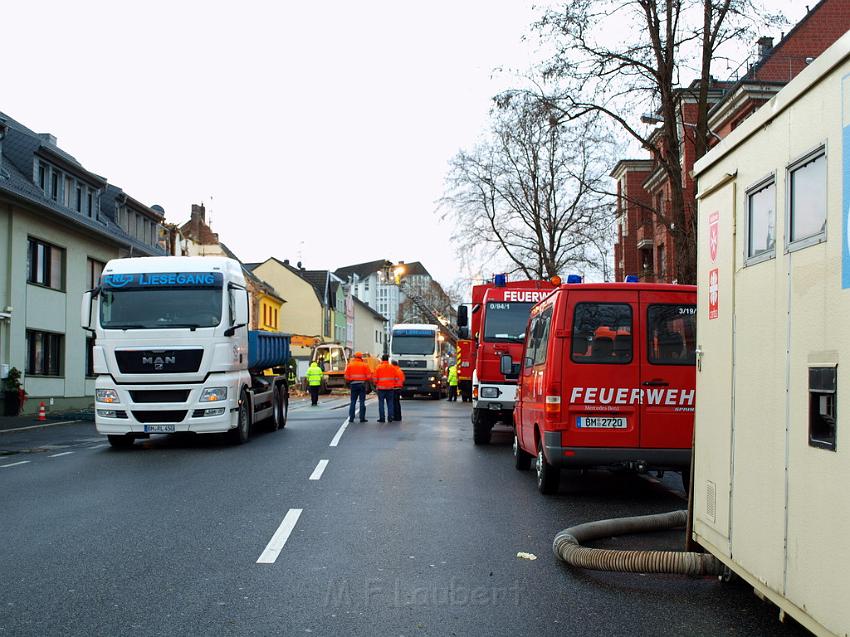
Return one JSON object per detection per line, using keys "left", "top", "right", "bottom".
{"left": 638, "top": 291, "right": 697, "bottom": 449}
{"left": 564, "top": 291, "right": 640, "bottom": 448}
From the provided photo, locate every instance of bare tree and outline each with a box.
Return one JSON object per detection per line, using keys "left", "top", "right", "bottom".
{"left": 441, "top": 95, "right": 614, "bottom": 280}
{"left": 528, "top": 0, "right": 783, "bottom": 284}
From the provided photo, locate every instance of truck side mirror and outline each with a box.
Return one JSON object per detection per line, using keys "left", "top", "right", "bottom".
{"left": 457, "top": 305, "right": 468, "bottom": 327}
{"left": 81, "top": 290, "right": 94, "bottom": 332}
{"left": 500, "top": 354, "right": 513, "bottom": 375}
{"left": 225, "top": 287, "right": 250, "bottom": 337}
{"left": 458, "top": 326, "right": 469, "bottom": 340}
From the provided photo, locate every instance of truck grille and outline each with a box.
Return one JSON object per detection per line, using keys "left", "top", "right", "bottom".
{"left": 399, "top": 360, "right": 426, "bottom": 368}
{"left": 129, "top": 390, "right": 191, "bottom": 404}
{"left": 115, "top": 350, "right": 203, "bottom": 374}
{"left": 132, "top": 410, "right": 188, "bottom": 423}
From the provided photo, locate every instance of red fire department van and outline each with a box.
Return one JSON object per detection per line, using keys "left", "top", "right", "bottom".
{"left": 513, "top": 281, "right": 696, "bottom": 494}
{"left": 457, "top": 275, "right": 556, "bottom": 444}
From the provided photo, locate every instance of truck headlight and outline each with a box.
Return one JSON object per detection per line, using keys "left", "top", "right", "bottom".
{"left": 96, "top": 389, "right": 119, "bottom": 403}
{"left": 200, "top": 387, "right": 227, "bottom": 402}
{"left": 480, "top": 387, "right": 499, "bottom": 398}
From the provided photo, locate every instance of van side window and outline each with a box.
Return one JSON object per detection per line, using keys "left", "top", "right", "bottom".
{"left": 571, "top": 303, "right": 632, "bottom": 364}
{"left": 523, "top": 317, "right": 539, "bottom": 369}
{"left": 533, "top": 308, "right": 552, "bottom": 365}
{"left": 647, "top": 305, "right": 697, "bottom": 365}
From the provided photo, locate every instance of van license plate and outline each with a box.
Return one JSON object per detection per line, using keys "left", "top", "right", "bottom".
{"left": 577, "top": 417, "right": 627, "bottom": 429}
{"left": 144, "top": 424, "right": 176, "bottom": 433}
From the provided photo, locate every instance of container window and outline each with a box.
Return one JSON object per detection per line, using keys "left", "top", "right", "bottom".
{"left": 788, "top": 150, "right": 826, "bottom": 246}
{"left": 647, "top": 305, "right": 697, "bottom": 365}
{"left": 746, "top": 179, "right": 776, "bottom": 260}
{"left": 571, "top": 303, "right": 632, "bottom": 364}
{"left": 809, "top": 366, "right": 837, "bottom": 451}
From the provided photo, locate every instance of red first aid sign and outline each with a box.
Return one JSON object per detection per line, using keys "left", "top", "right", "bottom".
{"left": 708, "top": 268, "right": 719, "bottom": 320}
{"left": 709, "top": 212, "right": 719, "bottom": 262}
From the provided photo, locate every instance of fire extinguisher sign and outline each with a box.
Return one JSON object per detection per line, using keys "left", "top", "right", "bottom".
{"left": 708, "top": 268, "right": 719, "bottom": 320}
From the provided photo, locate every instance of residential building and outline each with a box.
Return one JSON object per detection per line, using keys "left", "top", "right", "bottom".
{"left": 612, "top": 0, "right": 850, "bottom": 282}
{"left": 0, "top": 112, "right": 165, "bottom": 414}
{"left": 177, "top": 203, "right": 284, "bottom": 332}
{"left": 351, "top": 296, "right": 387, "bottom": 357}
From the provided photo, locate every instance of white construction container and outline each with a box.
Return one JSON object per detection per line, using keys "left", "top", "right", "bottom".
{"left": 693, "top": 31, "right": 850, "bottom": 637}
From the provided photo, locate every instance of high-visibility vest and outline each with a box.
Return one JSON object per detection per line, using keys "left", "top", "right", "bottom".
{"left": 393, "top": 366, "right": 405, "bottom": 389}
{"left": 306, "top": 364, "right": 324, "bottom": 386}
{"left": 373, "top": 362, "right": 397, "bottom": 390}
{"left": 448, "top": 365, "right": 458, "bottom": 386}
{"left": 344, "top": 359, "right": 370, "bottom": 382}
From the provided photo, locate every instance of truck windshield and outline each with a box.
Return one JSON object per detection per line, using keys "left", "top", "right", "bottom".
{"left": 392, "top": 333, "right": 436, "bottom": 356}
{"left": 483, "top": 302, "right": 533, "bottom": 342}
{"left": 99, "top": 272, "right": 224, "bottom": 329}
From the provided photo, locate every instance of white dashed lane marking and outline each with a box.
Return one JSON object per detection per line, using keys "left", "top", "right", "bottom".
{"left": 1, "top": 461, "right": 31, "bottom": 468}
{"left": 329, "top": 419, "right": 349, "bottom": 447}
{"left": 309, "top": 459, "right": 329, "bottom": 481}
{"left": 48, "top": 451, "right": 74, "bottom": 458}
{"left": 257, "top": 509, "right": 303, "bottom": 564}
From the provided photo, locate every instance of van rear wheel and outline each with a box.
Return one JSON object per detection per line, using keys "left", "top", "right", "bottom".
{"left": 513, "top": 433, "right": 531, "bottom": 470}
{"left": 536, "top": 446, "right": 560, "bottom": 495}
{"left": 472, "top": 410, "right": 492, "bottom": 445}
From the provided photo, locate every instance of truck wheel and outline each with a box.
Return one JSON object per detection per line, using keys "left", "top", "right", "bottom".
{"left": 472, "top": 410, "right": 491, "bottom": 445}
{"left": 269, "top": 385, "right": 285, "bottom": 431}
{"left": 536, "top": 444, "right": 560, "bottom": 495}
{"left": 277, "top": 387, "right": 288, "bottom": 430}
{"left": 228, "top": 391, "right": 251, "bottom": 444}
{"left": 107, "top": 434, "right": 134, "bottom": 449}
{"left": 513, "top": 432, "right": 531, "bottom": 470}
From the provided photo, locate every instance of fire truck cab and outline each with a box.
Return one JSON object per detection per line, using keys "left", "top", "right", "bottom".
{"left": 513, "top": 281, "right": 697, "bottom": 494}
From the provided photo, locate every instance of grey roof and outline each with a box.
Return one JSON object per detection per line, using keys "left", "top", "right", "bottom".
{"left": 400, "top": 261, "right": 431, "bottom": 278}
{"left": 0, "top": 111, "right": 164, "bottom": 257}
{"left": 353, "top": 296, "right": 387, "bottom": 322}
{"left": 334, "top": 259, "right": 389, "bottom": 280}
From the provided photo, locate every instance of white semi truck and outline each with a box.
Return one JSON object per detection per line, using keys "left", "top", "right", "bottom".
{"left": 81, "top": 256, "right": 290, "bottom": 448}
{"left": 390, "top": 323, "right": 445, "bottom": 399}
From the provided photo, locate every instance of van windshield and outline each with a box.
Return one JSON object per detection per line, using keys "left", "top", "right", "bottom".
{"left": 483, "top": 302, "right": 533, "bottom": 342}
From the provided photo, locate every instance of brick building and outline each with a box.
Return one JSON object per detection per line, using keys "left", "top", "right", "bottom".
{"left": 613, "top": 0, "right": 850, "bottom": 282}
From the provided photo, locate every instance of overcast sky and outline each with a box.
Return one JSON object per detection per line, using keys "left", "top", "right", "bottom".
{"left": 3, "top": 0, "right": 805, "bottom": 289}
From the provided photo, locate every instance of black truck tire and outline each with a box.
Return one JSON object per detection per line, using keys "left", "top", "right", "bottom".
{"left": 536, "top": 444, "right": 560, "bottom": 495}
{"left": 228, "top": 390, "right": 251, "bottom": 444}
{"left": 472, "top": 409, "right": 492, "bottom": 445}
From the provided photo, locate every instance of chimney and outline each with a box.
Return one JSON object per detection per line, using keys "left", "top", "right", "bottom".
{"left": 38, "top": 133, "right": 58, "bottom": 146}
{"left": 297, "top": 261, "right": 303, "bottom": 270}
{"left": 191, "top": 203, "right": 206, "bottom": 222}
{"left": 190, "top": 203, "right": 205, "bottom": 241}
{"left": 283, "top": 259, "right": 290, "bottom": 265}
{"left": 757, "top": 36, "right": 773, "bottom": 61}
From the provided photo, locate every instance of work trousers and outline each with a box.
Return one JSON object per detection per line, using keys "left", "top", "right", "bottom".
{"left": 447, "top": 385, "right": 458, "bottom": 401}
{"left": 308, "top": 385, "right": 320, "bottom": 405}
{"left": 377, "top": 389, "right": 395, "bottom": 422}
{"left": 348, "top": 382, "right": 366, "bottom": 422}
{"left": 393, "top": 389, "right": 402, "bottom": 421}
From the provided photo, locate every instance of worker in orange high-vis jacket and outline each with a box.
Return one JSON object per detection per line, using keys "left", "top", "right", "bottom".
{"left": 392, "top": 360, "right": 405, "bottom": 422}
{"left": 373, "top": 354, "right": 397, "bottom": 423}
{"left": 344, "top": 352, "right": 371, "bottom": 423}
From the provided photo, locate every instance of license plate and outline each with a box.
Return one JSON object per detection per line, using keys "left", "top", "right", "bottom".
{"left": 144, "top": 424, "right": 176, "bottom": 433}
{"left": 576, "top": 416, "right": 627, "bottom": 429}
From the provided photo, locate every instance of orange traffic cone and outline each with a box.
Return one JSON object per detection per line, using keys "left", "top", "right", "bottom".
{"left": 38, "top": 402, "right": 46, "bottom": 421}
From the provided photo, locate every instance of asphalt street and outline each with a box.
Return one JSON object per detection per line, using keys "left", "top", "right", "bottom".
{"left": 0, "top": 395, "right": 807, "bottom": 637}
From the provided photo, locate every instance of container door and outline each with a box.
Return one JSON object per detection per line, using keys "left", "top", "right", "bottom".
{"left": 563, "top": 291, "right": 640, "bottom": 448}
{"left": 637, "top": 291, "right": 697, "bottom": 449}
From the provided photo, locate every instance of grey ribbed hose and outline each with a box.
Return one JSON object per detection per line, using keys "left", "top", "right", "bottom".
{"left": 553, "top": 510, "right": 725, "bottom": 576}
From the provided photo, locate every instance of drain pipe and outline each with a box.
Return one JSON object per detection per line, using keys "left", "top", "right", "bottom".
{"left": 553, "top": 510, "right": 725, "bottom": 576}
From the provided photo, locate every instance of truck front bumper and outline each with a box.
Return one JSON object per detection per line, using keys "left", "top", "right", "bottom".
{"left": 94, "top": 375, "right": 241, "bottom": 435}
{"left": 402, "top": 370, "right": 442, "bottom": 394}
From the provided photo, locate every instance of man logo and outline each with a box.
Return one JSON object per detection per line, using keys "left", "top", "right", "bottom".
{"left": 142, "top": 355, "right": 176, "bottom": 371}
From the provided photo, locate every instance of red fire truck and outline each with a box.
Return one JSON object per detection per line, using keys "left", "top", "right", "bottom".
{"left": 455, "top": 339, "right": 474, "bottom": 402}
{"left": 457, "top": 275, "right": 557, "bottom": 444}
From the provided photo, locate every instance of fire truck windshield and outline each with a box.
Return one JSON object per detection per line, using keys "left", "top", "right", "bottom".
{"left": 483, "top": 302, "right": 534, "bottom": 342}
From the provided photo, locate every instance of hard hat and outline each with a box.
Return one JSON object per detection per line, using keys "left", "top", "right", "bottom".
{"left": 354, "top": 352, "right": 363, "bottom": 358}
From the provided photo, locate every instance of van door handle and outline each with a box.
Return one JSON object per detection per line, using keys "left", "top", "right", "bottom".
{"left": 642, "top": 380, "right": 669, "bottom": 387}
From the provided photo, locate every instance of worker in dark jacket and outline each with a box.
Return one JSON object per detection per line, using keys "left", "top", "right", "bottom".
{"left": 392, "top": 360, "right": 405, "bottom": 422}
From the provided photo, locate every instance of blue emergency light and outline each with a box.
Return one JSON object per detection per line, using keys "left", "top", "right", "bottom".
{"left": 566, "top": 274, "right": 582, "bottom": 284}
{"left": 494, "top": 273, "right": 507, "bottom": 287}
{"left": 625, "top": 275, "right": 639, "bottom": 283}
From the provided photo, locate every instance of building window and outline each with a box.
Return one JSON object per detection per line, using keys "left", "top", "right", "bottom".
{"left": 26, "top": 330, "right": 63, "bottom": 376}
{"left": 87, "top": 189, "right": 95, "bottom": 219}
{"left": 64, "top": 176, "right": 73, "bottom": 207}
{"left": 86, "top": 336, "right": 96, "bottom": 377}
{"left": 746, "top": 177, "right": 776, "bottom": 261}
{"left": 788, "top": 149, "right": 826, "bottom": 248}
{"left": 38, "top": 162, "right": 47, "bottom": 192}
{"left": 657, "top": 244, "right": 666, "bottom": 279}
{"left": 75, "top": 184, "right": 83, "bottom": 213}
{"left": 27, "top": 237, "right": 64, "bottom": 290}
{"left": 87, "top": 258, "right": 105, "bottom": 289}
{"left": 51, "top": 170, "right": 60, "bottom": 201}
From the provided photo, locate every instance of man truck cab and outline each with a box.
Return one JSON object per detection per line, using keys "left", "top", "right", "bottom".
{"left": 514, "top": 281, "right": 697, "bottom": 494}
